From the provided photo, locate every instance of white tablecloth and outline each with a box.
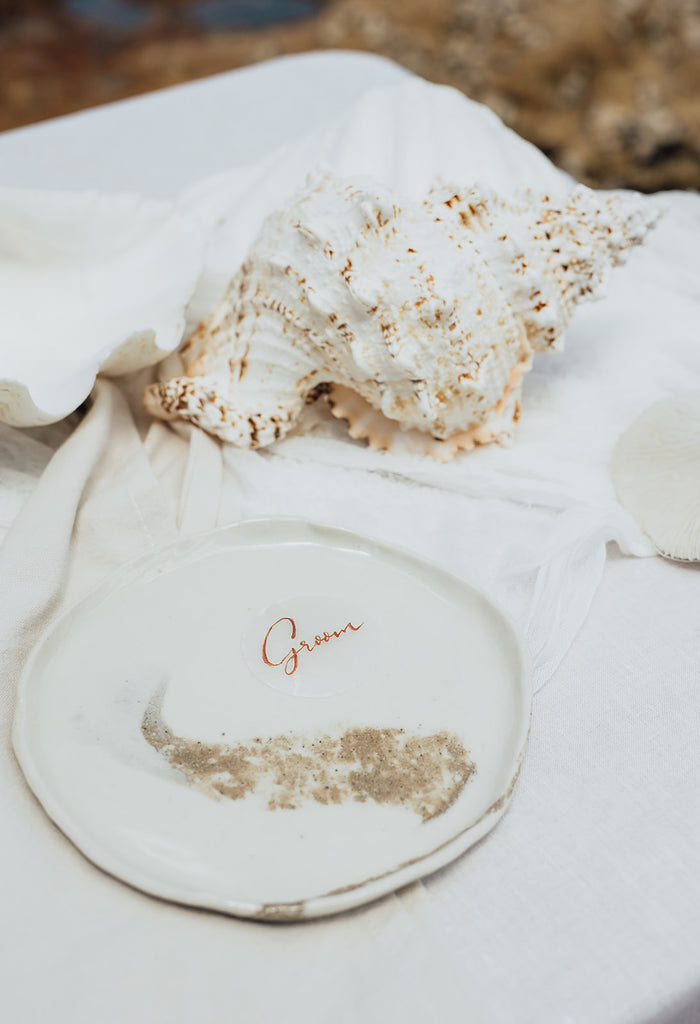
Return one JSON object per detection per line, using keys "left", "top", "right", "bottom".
{"left": 1, "top": 52, "right": 699, "bottom": 1024}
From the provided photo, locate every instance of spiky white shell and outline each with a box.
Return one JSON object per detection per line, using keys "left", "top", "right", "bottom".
{"left": 143, "top": 174, "right": 660, "bottom": 457}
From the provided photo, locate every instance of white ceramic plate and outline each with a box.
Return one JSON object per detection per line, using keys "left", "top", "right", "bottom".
{"left": 13, "top": 519, "right": 531, "bottom": 920}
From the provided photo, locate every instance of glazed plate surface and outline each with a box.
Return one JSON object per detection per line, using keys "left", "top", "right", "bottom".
{"left": 13, "top": 519, "right": 531, "bottom": 919}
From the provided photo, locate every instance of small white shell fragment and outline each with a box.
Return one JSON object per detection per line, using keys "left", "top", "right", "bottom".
{"left": 144, "top": 173, "right": 660, "bottom": 458}
{"left": 0, "top": 187, "right": 204, "bottom": 427}
{"left": 611, "top": 393, "right": 700, "bottom": 561}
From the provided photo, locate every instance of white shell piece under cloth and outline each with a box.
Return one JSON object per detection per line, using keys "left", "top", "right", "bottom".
{"left": 611, "top": 392, "right": 700, "bottom": 562}
{"left": 13, "top": 519, "right": 531, "bottom": 920}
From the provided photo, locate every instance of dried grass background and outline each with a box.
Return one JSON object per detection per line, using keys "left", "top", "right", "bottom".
{"left": 1, "top": 0, "right": 700, "bottom": 192}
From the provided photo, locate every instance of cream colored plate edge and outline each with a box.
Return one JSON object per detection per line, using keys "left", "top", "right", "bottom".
{"left": 13, "top": 518, "right": 532, "bottom": 921}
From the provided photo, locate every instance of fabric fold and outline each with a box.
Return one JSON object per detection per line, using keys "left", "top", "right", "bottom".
{"left": 0, "top": 380, "right": 178, "bottom": 722}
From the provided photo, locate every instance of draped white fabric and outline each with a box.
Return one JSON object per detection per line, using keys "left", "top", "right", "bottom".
{"left": 1, "top": 52, "right": 699, "bottom": 1024}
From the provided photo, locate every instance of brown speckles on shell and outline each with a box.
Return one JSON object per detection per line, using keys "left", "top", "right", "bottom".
{"left": 143, "top": 174, "right": 660, "bottom": 458}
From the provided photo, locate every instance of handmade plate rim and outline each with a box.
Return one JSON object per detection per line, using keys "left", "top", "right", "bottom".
{"left": 12, "top": 516, "right": 533, "bottom": 921}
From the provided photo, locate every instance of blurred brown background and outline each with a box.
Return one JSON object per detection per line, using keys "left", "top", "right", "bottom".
{"left": 1, "top": 0, "right": 699, "bottom": 192}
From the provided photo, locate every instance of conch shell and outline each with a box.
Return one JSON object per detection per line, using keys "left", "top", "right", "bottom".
{"left": 143, "top": 174, "right": 659, "bottom": 459}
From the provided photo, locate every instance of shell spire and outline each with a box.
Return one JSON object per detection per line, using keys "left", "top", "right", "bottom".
{"left": 143, "top": 173, "right": 660, "bottom": 458}
{"left": 433, "top": 183, "right": 663, "bottom": 354}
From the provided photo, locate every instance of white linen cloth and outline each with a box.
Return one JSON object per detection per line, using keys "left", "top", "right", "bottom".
{"left": 1, "top": 53, "right": 700, "bottom": 1024}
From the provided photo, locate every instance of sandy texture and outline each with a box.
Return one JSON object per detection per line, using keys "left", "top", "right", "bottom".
{"left": 142, "top": 687, "right": 477, "bottom": 822}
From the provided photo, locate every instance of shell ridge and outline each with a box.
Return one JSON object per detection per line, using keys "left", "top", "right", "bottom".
{"left": 143, "top": 172, "right": 660, "bottom": 458}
